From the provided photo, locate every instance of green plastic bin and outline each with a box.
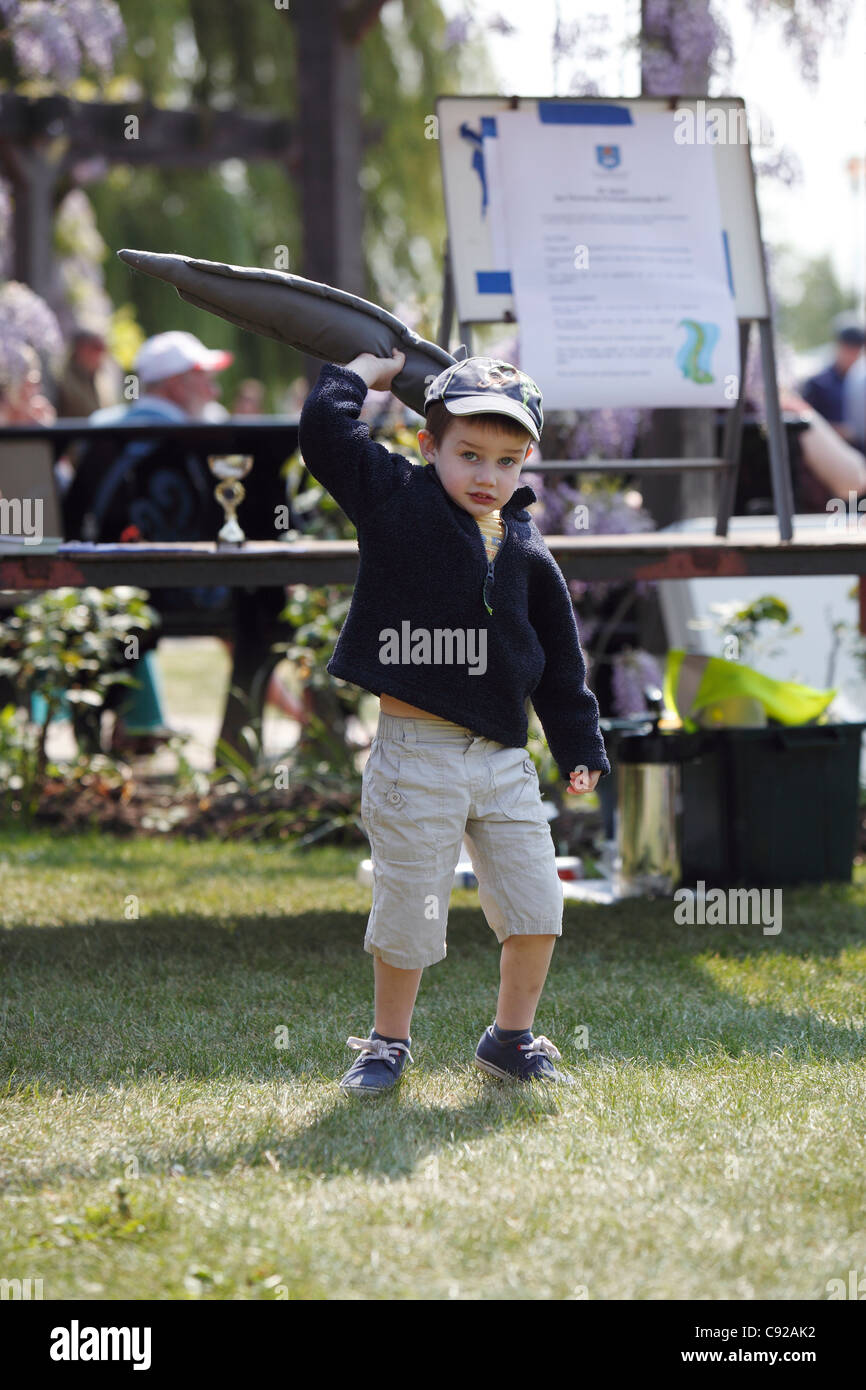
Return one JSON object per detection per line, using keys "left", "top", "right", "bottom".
{"left": 617, "top": 722, "right": 866, "bottom": 888}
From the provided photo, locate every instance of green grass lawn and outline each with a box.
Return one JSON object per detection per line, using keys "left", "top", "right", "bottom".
{"left": 1, "top": 828, "right": 865, "bottom": 1300}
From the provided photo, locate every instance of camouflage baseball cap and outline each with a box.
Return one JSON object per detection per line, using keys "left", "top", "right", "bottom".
{"left": 424, "top": 356, "right": 543, "bottom": 442}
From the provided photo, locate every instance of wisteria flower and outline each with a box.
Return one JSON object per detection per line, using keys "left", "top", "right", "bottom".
{"left": 746, "top": 0, "right": 850, "bottom": 87}
{"left": 11, "top": 1, "right": 79, "bottom": 85}
{"left": 0, "top": 280, "right": 64, "bottom": 387}
{"left": 62, "top": 0, "right": 125, "bottom": 76}
{"left": 611, "top": 647, "right": 666, "bottom": 718}
{"left": 8, "top": 0, "right": 125, "bottom": 86}
{"left": 568, "top": 406, "right": 650, "bottom": 462}
{"left": 753, "top": 147, "right": 803, "bottom": 188}
{"left": 641, "top": 0, "right": 731, "bottom": 96}
{"left": 444, "top": 16, "right": 471, "bottom": 50}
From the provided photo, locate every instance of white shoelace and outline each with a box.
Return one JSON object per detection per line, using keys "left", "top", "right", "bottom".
{"left": 346, "top": 1036, "right": 414, "bottom": 1066}
{"left": 517, "top": 1035, "right": 561, "bottom": 1062}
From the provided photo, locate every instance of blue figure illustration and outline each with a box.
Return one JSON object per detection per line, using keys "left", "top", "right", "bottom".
{"left": 676, "top": 320, "right": 720, "bottom": 384}
{"left": 459, "top": 121, "right": 488, "bottom": 216}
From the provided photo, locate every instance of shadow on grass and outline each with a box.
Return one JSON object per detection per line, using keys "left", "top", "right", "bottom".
{"left": 5, "top": 1088, "right": 567, "bottom": 1190}
{"left": 2, "top": 885, "right": 865, "bottom": 1067}
{"left": 2, "top": 887, "right": 865, "bottom": 1185}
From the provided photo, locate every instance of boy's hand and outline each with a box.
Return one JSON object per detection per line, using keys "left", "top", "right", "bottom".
{"left": 344, "top": 348, "right": 406, "bottom": 392}
{"left": 567, "top": 767, "right": 601, "bottom": 796}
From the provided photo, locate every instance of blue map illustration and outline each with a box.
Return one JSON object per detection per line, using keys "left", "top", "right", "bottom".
{"left": 676, "top": 320, "right": 720, "bottom": 384}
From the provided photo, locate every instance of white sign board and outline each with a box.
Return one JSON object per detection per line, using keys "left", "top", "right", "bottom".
{"left": 436, "top": 97, "right": 771, "bottom": 351}
{"left": 489, "top": 108, "right": 739, "bottom": 408}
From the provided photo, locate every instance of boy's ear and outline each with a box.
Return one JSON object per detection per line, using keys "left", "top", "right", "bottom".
{"left": 417, "top": 427, "right": 436, "bottom": 464}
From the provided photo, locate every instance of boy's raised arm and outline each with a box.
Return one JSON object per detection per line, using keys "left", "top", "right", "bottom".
{"left": 528, "top": 551, "right": 611, "bottom": 782}
{"left": 297, "top": 349, "right": 413, "bottom": 528}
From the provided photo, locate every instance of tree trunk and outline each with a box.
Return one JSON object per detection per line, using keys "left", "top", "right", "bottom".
{"left": 0, "top": 136, "right": 61, "bottom": 301}
{"left": 292, "top": 0, "right": 369, "bottom": 756}
{"left": 294, "top": 0, "right": 364, "bottom": 359}
{"left": 638, "top": 0, "right": 717, "bottom": 527}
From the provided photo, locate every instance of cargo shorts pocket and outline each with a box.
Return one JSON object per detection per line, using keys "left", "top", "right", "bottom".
{"left": 361, "top": 737, "right": 440, "bottom": 859}
{"left": 487, "top": 746, "right": 547, "bottom": 822}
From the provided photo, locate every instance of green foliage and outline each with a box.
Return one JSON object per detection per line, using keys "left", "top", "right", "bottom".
{"left": 0, "top": 586, "right": 157, "bottom": 818}
{"left": 358, "top": 0, "right": 496, "bottom": 323}
{"left": 773, "top": 245, "right": 859, "bottom": 353}
{"left": 274, "top": 444, "right": 365, "bottom": 782}
{"left": 0, "top": 703, "right": 55, "bottom": 822}
{"left": 114, "top": 0, "right": 295, "bottom": 109}
{"left": 689, "top": 594, "right": 802, "bottom": 666}
{"left": 0, "top": 584, "right": 157, "bottom": 704}
{"left": 89, "top": 0, "right": 484, "bottom": 405}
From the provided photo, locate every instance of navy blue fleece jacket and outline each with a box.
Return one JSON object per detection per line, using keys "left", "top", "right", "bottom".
{"left": 297, "top": 363, "right": 610, "bottom": 781}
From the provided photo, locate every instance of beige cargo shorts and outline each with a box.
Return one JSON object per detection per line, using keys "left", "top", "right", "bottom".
{"left": 360, "top": 711, "right": 564, "bottom": 969}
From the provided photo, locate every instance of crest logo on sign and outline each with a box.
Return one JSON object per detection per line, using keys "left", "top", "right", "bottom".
{"left": 595, "top": 144, "right": 620, "bottom": 170}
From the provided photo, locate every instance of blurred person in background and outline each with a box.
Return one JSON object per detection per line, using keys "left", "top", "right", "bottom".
{"left": 85, "top": 330, "right": 235, "bottom": 754}
{"left": 780, "top": 385, "right": 866, "bottom": 505}
{"left": 0, "top": 345, "right": 77, "bottom": 495}
{"left": 0, "top": 344, "right": 56, "bottom": 426}
{"left": 231, "top": 378, "right": 266, "bottom": 414}
{"left": 801, "top": 313, "right": 865, "bottom": 439}
{"left": 56, "top": 328, "right": 121, "bottom": 495}
{"left": 57, "top": 328, "right": 117, "bottom": 418}
{"left": 127, "top": 329, "right": 233, "bottom": 422}
{"left": 843, "top": 349, "right": 865, "bottom": 453}
{"left": 89, "top": 329, "right": 234, "bottom": 428}
{"left": 280, "top": 377, "right": 309, "bottom": 416}
{"left": 85, "top": 332, "right": 307, "bottom": 742}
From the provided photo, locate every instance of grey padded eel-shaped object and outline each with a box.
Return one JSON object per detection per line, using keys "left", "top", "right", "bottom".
{"left": 116, "top": 248, "right": 456, "bottom": 416}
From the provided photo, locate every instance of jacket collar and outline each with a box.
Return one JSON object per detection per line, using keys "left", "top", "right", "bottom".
{"left": 504, "top": 484, "right": 537, "bottom": 515}
{"left": 423, "top": 464, "right": 536, "bottom": 517}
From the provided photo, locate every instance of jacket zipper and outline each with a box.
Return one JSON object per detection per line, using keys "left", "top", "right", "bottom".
{"left": 482, "top": 517, "right": 509, "bottom": 615}
{"left": 426, "top": 467, "right": 520, "bottom": 617}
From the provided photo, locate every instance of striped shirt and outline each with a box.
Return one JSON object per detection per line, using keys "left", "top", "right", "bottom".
{"left": 475, "top": 508, "right": 504, "bottom": 562}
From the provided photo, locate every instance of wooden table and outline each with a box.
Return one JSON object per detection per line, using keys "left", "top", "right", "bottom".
{"left": 4, "top": 526, "right": 866, "bottom": 590}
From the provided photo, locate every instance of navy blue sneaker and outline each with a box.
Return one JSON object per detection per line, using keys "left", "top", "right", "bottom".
{"left": 474, "top": 1025, "right": 574, "bottom": 1084}
{"left": 338, "top": 1030, "right": 413, "bottom": 1095}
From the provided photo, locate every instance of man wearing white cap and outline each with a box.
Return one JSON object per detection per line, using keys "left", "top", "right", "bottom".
{"left": 131, "top": 330, "right": 233, "bottom": 420}
{"left": 78, "top": 329, "right": 309, "bottom": 747}
{"left": 82, "top": 327, "right": 234, "bottom": 537}
{"left": 81, "top": 331, "right": 234, "bottom": 753}
{"left": 88, "top": 329, "right": 233, "bottom": 427}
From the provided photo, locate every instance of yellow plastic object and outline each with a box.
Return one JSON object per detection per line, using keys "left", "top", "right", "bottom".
{"left": 663, "top": 649, "right": 836, "bottom": 732}
{"left": 695, "top": 695, "right": 767, "bottom": 729}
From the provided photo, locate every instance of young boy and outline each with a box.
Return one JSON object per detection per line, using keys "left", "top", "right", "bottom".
{"left": 297, "top": 349, "right": 610, "bottom": 1094}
